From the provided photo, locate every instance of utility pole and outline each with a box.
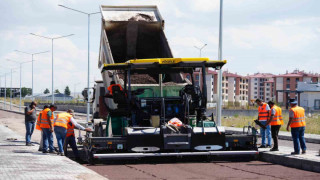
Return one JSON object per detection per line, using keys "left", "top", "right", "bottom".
{"left": 15, "top": 50, "right": 49, "bottom": 101}
{"left": 59, "top": 4, "right": 100, "bottom": 123}
{"left": 217, "top": 0, "right": 224, "bottom": 126}
{"left": 194, "top": 43, "right": 207, "bottom": 87}
{"left": 6, "top": 59, "right": 32, "bottom": 111}
{"left": 30, "top": 33, "right": 74, "bottom": 104}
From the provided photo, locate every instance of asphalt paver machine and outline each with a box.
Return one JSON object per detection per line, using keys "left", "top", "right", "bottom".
{"left": 83, "top": 6, "right": 258, "bottom": 164}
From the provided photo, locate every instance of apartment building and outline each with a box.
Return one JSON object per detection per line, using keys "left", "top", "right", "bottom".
{"left": 274, "top": 70, "right": 319, "bottom": 104}
{"left": 247, "top": 73, "right": 275, "bottom": 102}
{"left": 209, "top": 70, "right": 249, "bottom": 106}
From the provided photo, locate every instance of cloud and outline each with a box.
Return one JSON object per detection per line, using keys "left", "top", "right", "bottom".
{"left": 191, "top": 0, "right": 220, "bottom": 12}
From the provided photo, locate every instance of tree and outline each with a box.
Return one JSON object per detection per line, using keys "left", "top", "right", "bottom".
{"left": 54, "top": 89, "right": 60, "bottom": 94}
{"left": 44, "top": 88, "right": 50, "bottom": 94}
{"left": 64, "top": 86, "right": 71, "bottom": 96}
{"left": 21, "top": 87, "right": 32, "bottom": 97}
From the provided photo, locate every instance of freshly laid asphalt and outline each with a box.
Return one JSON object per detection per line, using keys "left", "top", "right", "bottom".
{"left": 1, "top": 109, "right": 319, "bottom": 180}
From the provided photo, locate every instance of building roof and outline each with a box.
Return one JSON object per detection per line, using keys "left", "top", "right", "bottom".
{"left": 247, "top": 73, "right": 274, "bottom": 78}
{"left": 297, "top": 82, "right": 320, "bottom": 92}
{"left": 207, "top": 70, "right": 246, "bottom": 78}
{"left": 276, "top": 70, "right": 320, "bottom": 78}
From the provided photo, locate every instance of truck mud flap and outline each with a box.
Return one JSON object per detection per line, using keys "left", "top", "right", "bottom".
{"left": 93, "top": 150, "right": 258, "bottom": 159}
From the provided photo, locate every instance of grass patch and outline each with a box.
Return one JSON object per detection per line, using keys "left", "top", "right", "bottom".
{"left": 222, "top": 114, "right": 320, "bottom": 135}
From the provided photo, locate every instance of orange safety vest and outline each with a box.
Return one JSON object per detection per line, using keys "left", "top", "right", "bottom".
{"left": 66, "top": 122, "right": 75, "bottom": 137}
{"left": 39, "top": 108, "right": 54, "bottom": 128}
{"left": 107, "top": 84, "right": 123, "bottom": 95}
{"left": 54, "top": 112, "right": 72, "bottom": 129}
{"left": 35, "top": 110, "right": 43, "bottom": 130}
{"left": 270, "top": 105, "right": 283, "bottom": 126}
{"left": 290, "top": 106, "right": 306, "bottom": 128}
{"left": 258, "top": 103, "right": 269, "bottom": 121}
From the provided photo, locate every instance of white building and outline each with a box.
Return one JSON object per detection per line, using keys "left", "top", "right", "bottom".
{"left": 297, "top": 82, "right": 320, "bottom": 110}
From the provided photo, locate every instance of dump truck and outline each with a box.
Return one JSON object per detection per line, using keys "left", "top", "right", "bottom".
{"left": 83, "top": 5, "right": 258, "bottom": 164}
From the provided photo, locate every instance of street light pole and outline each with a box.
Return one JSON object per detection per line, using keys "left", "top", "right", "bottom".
{"left": 217, "top": 0, "right": 224, "bottom": 126}
{"left": 15, "top": 50, "right": 50, "bottom": 100}
{"left": 6, "top": 59, "right": 32, "bottom": 111}
{"left": 194, "top": 44, "right": 207, "bottom": 58}
{"left": 59, "top": 4, "right": 100, "bottom": 123}
{"left": 30, "top": 33, "right": 74, "bottom": 104}
{"left": 194, "top": 43, "right": 207, "bottom": 87}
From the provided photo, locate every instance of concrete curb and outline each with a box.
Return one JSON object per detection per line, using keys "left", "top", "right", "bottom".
{"left": 259, "top": 150, "right": 320, "bottom": 173}
{"left": 225, "top": 127, "right": 320, "bottom": 144}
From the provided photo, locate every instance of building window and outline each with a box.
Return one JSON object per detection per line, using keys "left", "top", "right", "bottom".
{"left": 286, "top": 84, "right": 290, "bottom": 89}
{"left": 254, "top": 96, "right": 257, "bottom": 99}
{"left": 286, "top": 78, "right": 290, "bottom": 83}
{"left": 266, "top": 88, "right": 270, "bottom": 91}
{"left": 254, "top": 92, "right": 257, "bottom": 94}
{"left": 266, "top": 93, "right": 270, "bottom": 96}
{"left": 226, "top": 77, "right": 228, "bottom": 81}
{"left": 196, "top": 75, "right": 199, "bottom": 80}
{"left": 222, "top": 77, "right": 224, "bottom": 81}
{"left": 226, "top": 90, "right": 228, "bottom": 93}
{"left": 254, "top": 83, "right": 257, "bottom": 85}
{"left": 254, "top": 78, "right": 257, "bottom": 81}
{"left": 186, "top": 75, "right": 191, "bottom": 80}
{"left": 254, "top": 87, "right": 257, "bottom": 90}
{"left": 296, "top": 78, "right": 299, "bottom": 82}
{"left": 222, "top": 83, "right": 224, "bottom": 87}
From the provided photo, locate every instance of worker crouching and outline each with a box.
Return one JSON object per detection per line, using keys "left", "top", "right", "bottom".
{"left": 54, "top": 109, "right": 92, "bottom": 156}
{"left": 63, "top": 119, "right": 80, "bottom": 161}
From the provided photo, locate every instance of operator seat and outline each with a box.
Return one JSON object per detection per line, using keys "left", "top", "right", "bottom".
{"left": 109, "top": 86, "right": 130, "bottom": 116}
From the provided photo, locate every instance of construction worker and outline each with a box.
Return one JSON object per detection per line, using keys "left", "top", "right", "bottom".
{"left": 24, "top": 101, "right": 37, "bottom": 146}
{"left": 266, "top": 101, "right": 283, "bottom": 151}
{"left": 287, "top": 98, "right": 307, "bottom": 155}
{"left": 54, "top": 109, "right": 92, "bottom": 156}
{"left": 40, "top": 104, "right": 57, "bottom": 153}
{"left": 107, "top": 80, "right": 123, "bottom": 96}
{"left": 36, "top": 105, "right": 49, "bottom": 151}
{"left": 255, "top": 99, "right": 272, "bottom": 148}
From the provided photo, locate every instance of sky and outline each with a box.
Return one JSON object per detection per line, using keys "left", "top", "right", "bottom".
{"left": 0, "top": 0, "right": 319, "bottom": 94}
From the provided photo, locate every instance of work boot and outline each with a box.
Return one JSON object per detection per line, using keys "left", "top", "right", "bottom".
{"left": 266, "top": 145, "right": 271, "bottom": 148}
{"left": 291, "top": 152, "right": 299, "bottom": 155}
{"left": 60, "top": 152, "right": 65, "bottom": 156}
{"left": 49, "top": 150, "right": 57, "bottom": 154}
{"left": 43, "top": 150, "right": 49, "bottom": 154}
{"left": 302, "top": 150, "right": 306, "bottom": 154}
{"left": 26, "top": 143, "right": 33, "bottom": 146}
{"left": 270, "top": 148, "right": 279, "bottom": 151}
{"left": 258, "top": 145, "right": 266, "bottom": 148}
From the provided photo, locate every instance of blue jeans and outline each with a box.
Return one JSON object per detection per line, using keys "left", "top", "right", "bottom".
{"left": 54, "top": 126, "right": 67, "bottom": 153}
{"left": 260, "top": 121, "right": 272, "bottom": 146}
{"left": 64, "top": 136, "right": 79, "bottom": 158}
{"left": 25, "top": 121, "right": 35, "bottom": 144}
{"left": 291, "top": 126, "right": 307, "bottom": 153}
{"left": 42, "top": 128, "right": 54, "bottom": 152}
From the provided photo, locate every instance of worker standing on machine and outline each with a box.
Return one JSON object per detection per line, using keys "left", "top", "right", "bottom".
{"left": 54, "top": 109, "right": 92, "bottom": 156}
{"left": 266, "top": 101, "right": 283, "bottom": 151}
{"left": 107, "top": 80, "right": 123, "bottom": 96}
{"left": 287, "top": 99, "right": 307, "bottom": 155}
{"left": 40, "top": 104, "right": 57, "bottom": 153}
{"left": 255, "top": 99, "right": 272, "bottom": 148}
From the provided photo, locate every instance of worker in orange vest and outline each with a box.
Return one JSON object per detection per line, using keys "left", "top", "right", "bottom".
{"left": 255, "top": 99, "right": 272, "bottom": 148}
{"left": 35, "top": 105, "right": 49, "bottom": 152}
{"left": 40, "top": 104, "right": 57, "bottom": 153}
{"left": 54, "top": 109, "right": 92, "bottom": 156}
{"left": 107, "top": 81, "right": 123, "bottom": 96}
{"left": 63, "top": 116, "right": 81, "bottom": 161}
{"left": 287, "top": 98, "right": 307, "bottom": 155}
{"left": 266, "top": 101, "right": 283, "bottom": 151}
